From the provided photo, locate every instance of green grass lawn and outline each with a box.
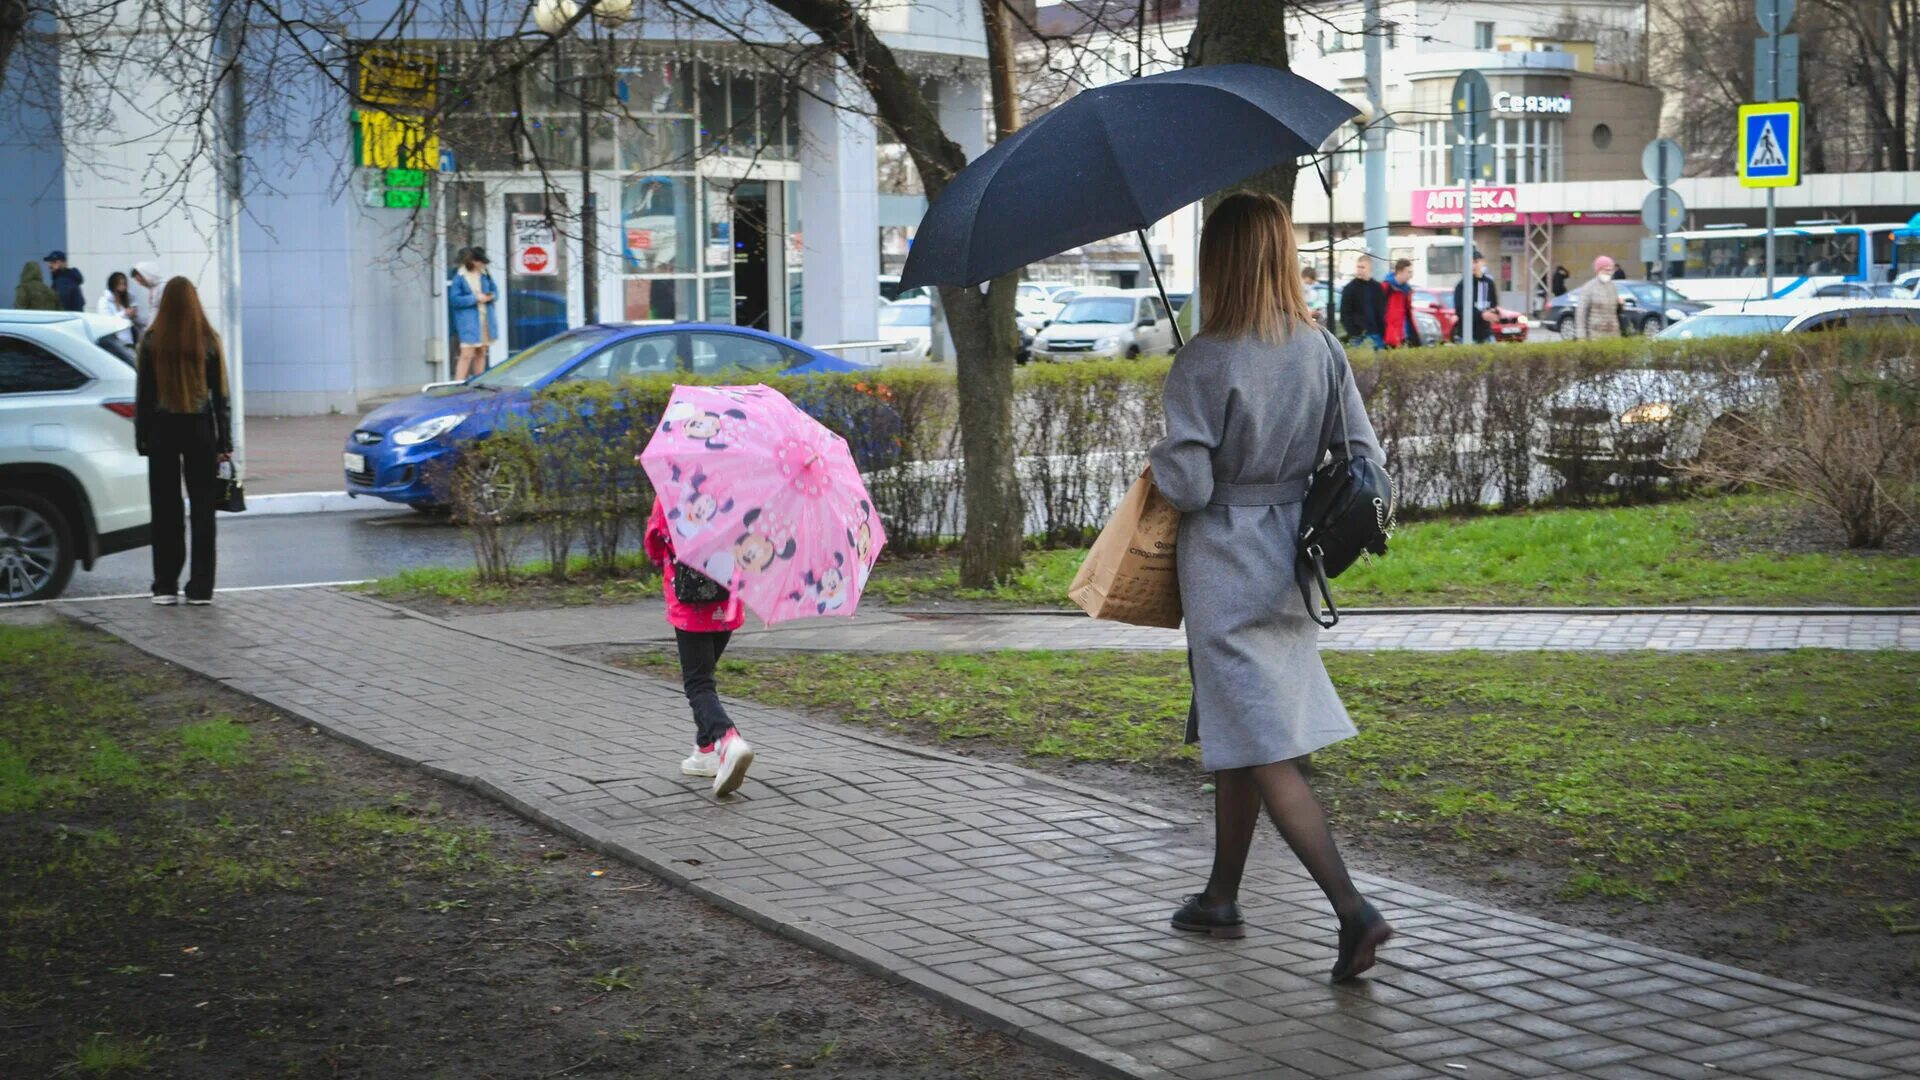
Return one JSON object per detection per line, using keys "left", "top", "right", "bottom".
{"left": 356, "top": 552, "right": 662, "bottom": 609}
{"left": 867, "top": 496, "right": 1920, "bottom": 608}
{"left": 621, "top": 648, "right": 1920, "bottom": 915}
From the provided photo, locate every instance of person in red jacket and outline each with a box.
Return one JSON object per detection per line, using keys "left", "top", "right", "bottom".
{"left": 1381, "top": 258, "right": 1423, "bottom": 348}
{"left": 644, "top": 499, "right": 756, "bottom": 796}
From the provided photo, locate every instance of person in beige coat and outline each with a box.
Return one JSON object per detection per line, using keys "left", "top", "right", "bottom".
{"left": 1573, "top": 255, "right": 1623, "bottom": 340}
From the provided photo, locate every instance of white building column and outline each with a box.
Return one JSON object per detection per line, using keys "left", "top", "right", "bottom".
{"left": 936, "top": 75, "right": 989, "bottom": 161}
{"left": 798, "top": 64, "right": 879, "bottom": 349}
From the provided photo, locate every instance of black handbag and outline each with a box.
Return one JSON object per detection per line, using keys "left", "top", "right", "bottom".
{"left": 216, "top": 460, "right": 246, "bottom": 514}
{"left": 671, "top": 562, "right": 730, "bottom": 605}
{"left": 1296, "top": 332, "right": 1395, "bottom": 629}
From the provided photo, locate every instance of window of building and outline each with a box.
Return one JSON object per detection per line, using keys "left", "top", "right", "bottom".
{"left": 1474, "top": 22, "right": 1495, "bottom": 49}
{"left": 1384, "top": 22, "right": 1399, "bottom": 49}
{"left": 1491, "top": 117, "right": 1562, "bottom": 184}
{"left": 0, "top": 337, "right": 86, "bottom": 394}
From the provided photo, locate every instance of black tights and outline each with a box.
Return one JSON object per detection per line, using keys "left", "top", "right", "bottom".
{"left": 1201, "top": 759, "right": 1365, "bottom": 921}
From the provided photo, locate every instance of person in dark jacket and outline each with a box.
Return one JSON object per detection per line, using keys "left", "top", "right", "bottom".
{"left": 45, "top": 250, "right": 85, "bottom": 311}
{"left": 134, "top": 276, "right": 233, "bottom": 606}
{"left": 1550, "top": 265, "right": 1570, "bottom": 298}
{"left": 1338, "top": 255, "right": 1386, "bottom": 348}
{"left": 1452, "top": 254, "right": 1500, "bottom": 343}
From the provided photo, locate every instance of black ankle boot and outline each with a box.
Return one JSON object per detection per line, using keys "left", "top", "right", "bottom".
{"left": 1170, "top": 894, "right": 1246, "bottom": 939}
{"left": 1331, "top": 902, "right": 1392, "bottom": 982}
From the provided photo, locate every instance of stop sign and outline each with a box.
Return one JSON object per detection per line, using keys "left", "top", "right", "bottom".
{"left": 519, "top": 245, "right": 549, "bottom": 273}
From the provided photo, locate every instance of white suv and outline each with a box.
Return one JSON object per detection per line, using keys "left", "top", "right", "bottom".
{"left": 1030, "top": 289, "right": 1177, "bottom": 360}
{"left": 0, "top": 310, "right": 149, "bottom": 601}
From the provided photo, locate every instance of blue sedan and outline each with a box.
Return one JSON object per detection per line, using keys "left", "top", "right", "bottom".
{"left": 343, "top": 323, "right": 880, "bottom": 510}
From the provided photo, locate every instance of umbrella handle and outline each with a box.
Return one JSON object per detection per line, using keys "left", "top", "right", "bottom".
{"left": 1138, "top": 228, "right": 1184, "bottom": 350}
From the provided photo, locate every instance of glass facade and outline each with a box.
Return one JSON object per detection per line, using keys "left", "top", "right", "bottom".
{"left": 434, "top": 47, "right": 801, "bottom": 334}
{"left": 1418, "top": 115, "right": 1563, "bottom": 186}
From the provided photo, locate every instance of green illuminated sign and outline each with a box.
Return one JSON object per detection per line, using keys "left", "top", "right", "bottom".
{"left": 384, "top": 189, "right": 431, "bottom": 209}
{"left": 385, "top": 167, "right": 428, "bottom": 189}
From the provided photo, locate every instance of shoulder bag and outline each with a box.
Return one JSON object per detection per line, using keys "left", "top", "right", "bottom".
{"left": 1296, "top": 330, "right": 1396, "bottom": 628}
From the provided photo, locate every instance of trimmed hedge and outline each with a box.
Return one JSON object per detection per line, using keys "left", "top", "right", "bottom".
{"left": 444, "top": 329, "right": 1920, "bottom": 564}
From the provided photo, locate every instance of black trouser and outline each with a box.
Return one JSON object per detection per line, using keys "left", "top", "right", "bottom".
{"left": 675, "top": 628, "right": 735, "bottom": 748}
{"left": 147, "top": 415, "right": 219, "bottom": 600}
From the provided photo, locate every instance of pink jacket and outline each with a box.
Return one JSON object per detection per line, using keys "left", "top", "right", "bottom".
{"left": 644, "top": 500, "right": 746, "bottom": 633}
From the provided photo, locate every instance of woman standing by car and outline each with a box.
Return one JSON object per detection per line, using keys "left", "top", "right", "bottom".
{"left": 449, "top": 247, "right": 499, "bottom": 380}
{"left": 97, "top": 271, "right": 138, "bottom": 345}
{"left": 1149, "top": 192, "right": 1394, "bottom": 982}
{"left": 135, "top": 277, "right": 232, "bottom": 605}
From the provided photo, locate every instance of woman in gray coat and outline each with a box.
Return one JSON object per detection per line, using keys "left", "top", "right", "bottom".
{"left": 1149, "top": 193, "right": 1393, "bottom": 982}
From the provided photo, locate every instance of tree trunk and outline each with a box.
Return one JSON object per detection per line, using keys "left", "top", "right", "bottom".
{"left": 763, "top": 0, "right": 1025, "bottom": 587}
{"left": 1187, "top": 0, "right": 1296, "bottom": 210}
{"left": 944, "top": 277, "right": 1025, "bottom": 580}
{"left": 0, "top": 0, "right": 26, "bottom": 89}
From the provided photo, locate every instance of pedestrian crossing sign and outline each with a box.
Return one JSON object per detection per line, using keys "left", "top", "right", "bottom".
{"left": 1738, "top": 101, "right": 1800, "bottom": 188}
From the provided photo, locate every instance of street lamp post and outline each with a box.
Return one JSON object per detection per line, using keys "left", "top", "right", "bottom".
{"left": 536, "top": 0, "right": 632, "bottom": 326}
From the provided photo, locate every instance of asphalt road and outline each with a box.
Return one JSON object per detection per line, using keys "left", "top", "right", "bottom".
{"left": 59, "top": 509, "right": 478, "bottom": 599}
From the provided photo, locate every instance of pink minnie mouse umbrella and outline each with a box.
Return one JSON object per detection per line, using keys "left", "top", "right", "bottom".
{"left": 639, "top": 384, "right": 886, "bottom": 627}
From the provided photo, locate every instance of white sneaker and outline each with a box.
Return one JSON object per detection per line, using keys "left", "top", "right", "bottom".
{"left": 712, "top": 729, "right": 755, "bottom": 797}
{"left": 680, "top": 746, "right": 720, "bottom": 777}
{"left": 186, "top": 597, "right": 213, "bottom": 606}
{"left": 151, "top": 594, "right": 178, "bottom": 605}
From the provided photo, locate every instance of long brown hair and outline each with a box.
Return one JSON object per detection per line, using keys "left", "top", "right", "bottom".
{"left": 142, "top": 276, "right": 226, "bottom": 412}
{"left": 1197, "top": 192, "right": 1313, "bottom": 342}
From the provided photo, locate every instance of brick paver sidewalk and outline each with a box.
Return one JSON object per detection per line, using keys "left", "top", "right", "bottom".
{"left": 440, "top": 601, "right": 1920, "bottom": 654}
{"left": 70, "top": 590, "right": 1920, "bottom": 1080}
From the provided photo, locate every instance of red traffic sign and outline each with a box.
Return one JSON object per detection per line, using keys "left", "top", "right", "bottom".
{"left": 519, "top": 245, "right": 550, "bottom": 273}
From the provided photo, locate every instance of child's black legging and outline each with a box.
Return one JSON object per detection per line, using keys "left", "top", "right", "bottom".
{"left": 675, "top": 628, "right": 735, "bottom": 747}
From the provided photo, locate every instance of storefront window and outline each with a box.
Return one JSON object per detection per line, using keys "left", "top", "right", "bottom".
{"left": 621, "top": 176, "right": 696, "bottom": 273}
{"left": 619, "top": 117, "right": 694, "bottom": 171}
{"left": 785, "top": 180, "right": 803, "bottom": 338}
{"left": 623, "top": 278, "right": 697, "bottom": 322}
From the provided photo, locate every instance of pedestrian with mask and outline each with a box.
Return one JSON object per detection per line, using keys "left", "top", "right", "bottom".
{"left": 14, "top": 262, "right": 59, "bottom": 310}
{"left": 45, "top": 251, "right": 85, "bottom": 311}
{"left": 1151, "top": 192, "right": 1394, "bottom": 982}
{"left": 135, "top": 277, "right": 233, "bottom": 606}
{"left": 1381, "top": 258, "right": 1422, "bottom": 349}
{"left": 1339, "top": 254, "right": 1385, "bottom": 349}
{"left": 98, "top": 271, "right": 138, "bottom": 345}
{"left": 449, "top": 247, "right": 498, "bottom": 380}
{"left": 1453, "top": 253, "right": 1499, "bottom": 343}
{"left": 1573, "top": 256, "right": 1623, "bottom": 340}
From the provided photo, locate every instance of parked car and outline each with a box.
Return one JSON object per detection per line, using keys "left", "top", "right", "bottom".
{"left": 1813, "top": 282, "right": 1913, "bottom": 300}
{"left": 345, "top": 323, "right": 889, "bottom": 511}
{"left": 1410, "top": 286, "right": 1528, "bottom": 343}
{"left": 1044, "top": 284, "right": 1121, "bottom": 308}
{"left": 1895, "top": 270, "right": 1920, "bottom": 297}
{"left": 1029, "top": 289, "right": 1176, "bottom": 361}
{"left": 1542, "top": 279, "right": 1706, "bottom": 337}
{"left": 877, "top": 297, "right": 934, "bottom": 363}
{"left": 1540, "top": 298, "right": 1920, "bottom": 487}
{"left": 0, "top": 309, "right": 149, "bottom": 601}
{"left": 877, "top": 275, "right": 927, "bottom": 303}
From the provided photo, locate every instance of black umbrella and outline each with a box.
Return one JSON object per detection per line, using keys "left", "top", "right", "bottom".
{"left": 898, "top": 63, "right": 1358, "bottom": 343}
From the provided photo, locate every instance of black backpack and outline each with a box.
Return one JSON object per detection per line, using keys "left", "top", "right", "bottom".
{"left": 1297, "top": 332, "right": 1396, "bottom": 628}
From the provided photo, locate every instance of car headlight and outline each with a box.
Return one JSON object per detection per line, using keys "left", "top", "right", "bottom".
{"left": 1665, "top": 308, "right": 1688, "bottom": 322}
{"left": 1096, "top": 336, "right": 1119, "bottom": 351}
{"left": 1619, "top": 402, "right": 1674, "bottom": 425}
{"left": 391, "top": 413, "right": 468, "bottom": 446}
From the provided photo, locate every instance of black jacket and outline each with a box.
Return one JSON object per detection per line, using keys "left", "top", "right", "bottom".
{"left": 135, "top": 343, "right": 232, "bottom": 456}
{"left": 1453, "top": 274, "right": 1501, "bottom": 343}
{"left": 1339, "top": 276, "right": 1386, "bottom": 339}
{"left": 51, "top": 267, "right": 85, "bottom": 311}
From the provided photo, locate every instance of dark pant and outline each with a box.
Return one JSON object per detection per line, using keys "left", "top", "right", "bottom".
{"left": 675, "top": 628, "right": 734, "bottom": 748}
{"left": 147, "top": 415, "right": 218, "bottom": 600}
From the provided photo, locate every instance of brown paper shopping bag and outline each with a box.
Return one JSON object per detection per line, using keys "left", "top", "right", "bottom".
{"left": 1068, "top": 466, "right": 1183, "bottom": 628}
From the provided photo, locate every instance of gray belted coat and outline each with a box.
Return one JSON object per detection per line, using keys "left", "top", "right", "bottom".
{"left": 1148, "top": 324, "right": 1384, "bottom": 771}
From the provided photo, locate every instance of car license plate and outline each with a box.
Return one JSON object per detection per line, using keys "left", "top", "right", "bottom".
{"left": 344, "top": 452, "right": 365, "bottom": 474}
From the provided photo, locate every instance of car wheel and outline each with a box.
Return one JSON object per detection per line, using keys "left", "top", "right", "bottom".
{"left": 1126, "top": 344, "right": 1141, "bottom": 359}
{"left": 1640, "top": 314, "right": 1666, "bottom": 336}
{"left": 1550, "top": 315, "right": 1571, "bottom": 336}
{"left": 0, "top": 489, "right": 76, "bottom": 602}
